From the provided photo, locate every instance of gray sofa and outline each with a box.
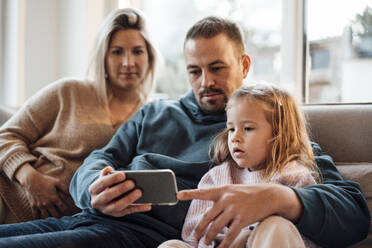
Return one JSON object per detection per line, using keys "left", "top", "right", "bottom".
{"left": 0, "top": 104, "right": 371, "bottom": 247}
{"left": 0, "top": 106, "right": 13, "bottom": 126}
{"left": 303, "top": 104, "right": 372, "bottom": 248}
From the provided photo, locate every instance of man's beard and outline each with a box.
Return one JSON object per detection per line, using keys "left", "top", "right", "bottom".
{"left": 199, "top": 88, "right": 227, "bottom": 113}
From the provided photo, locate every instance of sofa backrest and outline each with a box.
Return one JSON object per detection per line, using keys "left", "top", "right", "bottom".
{"left": 302, "top": 103, "right": 372, "bottom": 248}
{"left": 302, "top": 104, "right": 372, "bottom": 163}
{"left": 0, "top": 106, "right": 14, "bottom": 126}
{"left": 1, "top": 104, "right": 371, "bottom": 163}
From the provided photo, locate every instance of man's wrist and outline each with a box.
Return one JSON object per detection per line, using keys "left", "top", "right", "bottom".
{"left": 272, "top": 184, "right": 303, "bottom": 223}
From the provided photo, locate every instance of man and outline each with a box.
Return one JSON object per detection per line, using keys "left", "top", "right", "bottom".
{"left": 0, "top": 16, "right": 369, "bottom": 248}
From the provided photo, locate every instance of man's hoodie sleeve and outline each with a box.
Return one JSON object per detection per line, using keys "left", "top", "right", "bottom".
{"left": 293, "top": 142, "right": 370, "bottom": 247}
{"left": 69, "top": 109, "right": 144, "bottom": 211}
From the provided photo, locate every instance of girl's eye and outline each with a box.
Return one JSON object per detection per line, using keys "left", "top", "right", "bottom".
{"left": 228, "top": 128, "right": 235, "bottom": 132}
{"left": 244, "top": 127, "right": 254, "bottom": 132}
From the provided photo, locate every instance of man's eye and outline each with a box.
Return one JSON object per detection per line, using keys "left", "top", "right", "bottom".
{"left": 211, "top": 66, "right": 223, "bottom": 72}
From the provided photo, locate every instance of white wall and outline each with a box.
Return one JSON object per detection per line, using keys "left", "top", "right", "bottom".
{"left": 58, "top": 0, "right": 86, "bottom": 80}
{"left": 24, "top": 0, "right": 60, "bottom": 101}
{"left": 0, "top": 0, "right": 115, "bottom": 107}
{"left": 1, "top": 0, "right": 24, "bottom": 107}
{"left": 0, "top": 1, "right": 3, "bottom": 103}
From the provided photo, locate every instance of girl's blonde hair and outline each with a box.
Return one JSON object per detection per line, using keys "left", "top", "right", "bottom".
{"left": 86, "top": 8, "right": 159, "bottom": 106}
{"left": 212, "top": 83, "right": 320, "bottom": 182}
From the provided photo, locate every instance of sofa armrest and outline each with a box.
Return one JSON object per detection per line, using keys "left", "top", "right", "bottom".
{"left": 0, "top": 106, "right": 14, "bottom": 126}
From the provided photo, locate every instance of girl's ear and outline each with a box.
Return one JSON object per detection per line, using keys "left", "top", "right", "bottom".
{"left": 241, "top": 54, "right": 251, "bottom": 78}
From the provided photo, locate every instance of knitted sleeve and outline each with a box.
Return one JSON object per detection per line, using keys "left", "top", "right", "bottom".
{"left": 0, "top": 79, "right": 65, "bottom": 179}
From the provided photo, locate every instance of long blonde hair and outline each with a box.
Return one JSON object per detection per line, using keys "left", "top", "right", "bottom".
{"left": 212, "top": 83, "right": 320, "bottom": 182}
{"left": 86, "top": 8, "right": 159, "bottom": 106}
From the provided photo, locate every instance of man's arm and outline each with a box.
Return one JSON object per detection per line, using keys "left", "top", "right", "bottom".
{"left": 69, "top": 112, "right": 147, "bottom": 215}
{"left": 293, "top": 142, "right": 370, "bottom": 247}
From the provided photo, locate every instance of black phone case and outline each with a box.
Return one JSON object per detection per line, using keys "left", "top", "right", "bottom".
{"left": 123, "top": 169, "right": 178, "bottom": 205}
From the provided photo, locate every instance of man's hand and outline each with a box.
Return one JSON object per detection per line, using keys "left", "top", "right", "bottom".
{"left": 178, "top": 184, "right": 302, "bottom": 248}
{"left": 15, "top": 163, "right": 71, "bottom": 218}
{"left": 88, "top": 166, "right": 151, "bottom": 217}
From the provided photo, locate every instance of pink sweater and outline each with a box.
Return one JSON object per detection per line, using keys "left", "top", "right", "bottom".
{"left": 182, "top": 160, "right": 317, "bottom": 248}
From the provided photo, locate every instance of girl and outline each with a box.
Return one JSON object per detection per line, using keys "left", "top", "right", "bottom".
{"left": 160, "top": 83, "right": 320, "bottom": 248}
{"left": 0, "top": 8, "right": 159, "bottom": 223}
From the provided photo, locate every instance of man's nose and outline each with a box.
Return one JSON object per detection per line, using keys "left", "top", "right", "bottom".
{"left": 201, "top": 71, "right": 215, "bottom": 88}
{"left": 122, "top": 53, "right": 134, "bottom": 66}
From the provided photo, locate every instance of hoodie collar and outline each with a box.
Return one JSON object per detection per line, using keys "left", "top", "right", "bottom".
{"left": 180, "top": 90, "right": 226, "bottom": 124}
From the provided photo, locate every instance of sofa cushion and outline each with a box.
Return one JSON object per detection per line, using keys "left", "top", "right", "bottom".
{"left": 0, "top": 106, "right": 14, "bottom": 126}
{"left": 337, "top": 163, "right": 372, "bottom": 248}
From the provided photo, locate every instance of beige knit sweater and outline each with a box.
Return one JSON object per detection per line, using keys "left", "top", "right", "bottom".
{"left": 0, "top": 78, "right": 128, "bottom": 222}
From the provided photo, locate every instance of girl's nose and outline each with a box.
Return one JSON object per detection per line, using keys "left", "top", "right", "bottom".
{"left": 231, "top": 131, "right": 242, "bottom": 143}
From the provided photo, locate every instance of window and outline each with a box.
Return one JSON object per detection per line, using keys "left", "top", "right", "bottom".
{"left": 311, "top": 49, "right": 330, "bottom": 70}
{"left": 307, "top": 0, "right": 372, "bottom": 103}
{"left": 119, "top": 0, "right": 282, "bottom": 100}
{"left": 3, "top": 1, "right": 370, "bottom": 106}
{"left": 120, "top": 0, "right": 372, "bottom": 104}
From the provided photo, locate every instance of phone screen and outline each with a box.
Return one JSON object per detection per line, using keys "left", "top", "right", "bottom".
{"left": 123, "top": 169, "right": 178, "bottom": 205}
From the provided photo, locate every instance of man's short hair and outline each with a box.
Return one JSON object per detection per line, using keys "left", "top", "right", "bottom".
{"left": 185, "top": 16, "right": 245, "bottom": 55}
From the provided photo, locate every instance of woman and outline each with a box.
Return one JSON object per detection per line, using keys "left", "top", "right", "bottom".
{"left": 0, "top": 7, "right": 159, "bottom": 223}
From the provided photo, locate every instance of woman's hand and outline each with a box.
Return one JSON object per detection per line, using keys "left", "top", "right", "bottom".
{"left": 15, "top": 163, "right": 70, "bottom": 218}
{"left": 177, "top": 184, "right": 302, "bottom": 248}
{"left": 88, "top": 166, "right": 151, "bottom": 217}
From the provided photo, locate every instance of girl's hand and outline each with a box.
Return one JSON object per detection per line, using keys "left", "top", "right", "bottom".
{"left": 15, "top": 163, "right": 70, "bottom": 218}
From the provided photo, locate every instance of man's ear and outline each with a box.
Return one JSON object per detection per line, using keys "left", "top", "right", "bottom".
{"left": 241, "top": 54, "right": 251, "bottom": 78}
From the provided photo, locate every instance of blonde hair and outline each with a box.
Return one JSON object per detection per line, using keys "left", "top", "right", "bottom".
{"left": 212, "top": 83, "right": 320, "bottom": 182}
{"left": 86, "top": 8, "right": 159, "bottom": 106}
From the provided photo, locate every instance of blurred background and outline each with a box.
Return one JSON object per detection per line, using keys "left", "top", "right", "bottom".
{"left": 1, "top": 0, "right": 371, "bottom": 108}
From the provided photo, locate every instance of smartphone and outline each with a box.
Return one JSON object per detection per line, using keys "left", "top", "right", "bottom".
{"left": 121, "top": 169, "right": 178, "bottom": 205}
